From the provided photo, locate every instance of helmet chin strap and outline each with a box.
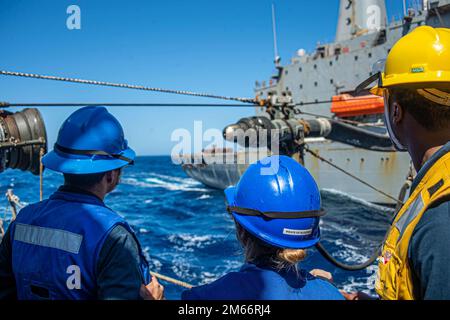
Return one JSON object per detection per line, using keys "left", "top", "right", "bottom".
{"left": 54, "top": 143, "right": 134, "bottom": 164}
{"left": 384, "top": 96, "right": 407, "bottom": 152}
{"left": 417, "top": 88, "right": 450, "bottom": 107}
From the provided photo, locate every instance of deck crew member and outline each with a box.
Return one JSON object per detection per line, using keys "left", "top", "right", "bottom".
{"left": 181, "top": 155, "right": 344, "bottom": 300}
{"left": 346, "top": 26, "right": 450, "bottom": 300}
{"left": 0, "top": 106, "right": 163, "bottom": 300}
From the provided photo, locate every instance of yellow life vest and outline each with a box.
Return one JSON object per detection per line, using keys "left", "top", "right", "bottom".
{"left": 376, "top": 150, "right": 450, "bottom": 300}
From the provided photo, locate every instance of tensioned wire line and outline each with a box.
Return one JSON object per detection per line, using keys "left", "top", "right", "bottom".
{"left": 1, "top": 102, "right": 258, "bottom": 108}
{"left": 0, "top": 70, "right": 257, "bottom": 104}
{"left": 1, "top": 69, "right": 383, "bottom": 106}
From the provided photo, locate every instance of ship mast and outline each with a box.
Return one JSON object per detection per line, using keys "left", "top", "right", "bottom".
{"left": 272, "top": 3, "right": 281, "bottom": 67}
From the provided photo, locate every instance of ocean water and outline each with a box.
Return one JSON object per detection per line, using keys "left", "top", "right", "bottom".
{"left": 0, "top": 156, "right": 392, "bottom": 300}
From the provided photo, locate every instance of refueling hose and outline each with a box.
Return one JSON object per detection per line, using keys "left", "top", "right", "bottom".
{"left": 314, "top": 175, "right": 413, "bottom": 271}
{"left": 315, "top": 242, "right": 381, "bottom": 271}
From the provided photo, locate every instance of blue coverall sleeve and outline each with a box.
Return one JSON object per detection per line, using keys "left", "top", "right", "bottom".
{"left": 0, "top": 225, "right": 17, "bottom": 300}
{"left": 96, "top": 225, "right": 144, "bottom": 300}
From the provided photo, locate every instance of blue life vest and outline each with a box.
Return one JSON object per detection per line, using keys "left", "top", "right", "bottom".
{"left": 182, "top": 263, "right": 344, "bottom": 300}
{"left": 10, "top": 190, "right": 150, "bottom": 300}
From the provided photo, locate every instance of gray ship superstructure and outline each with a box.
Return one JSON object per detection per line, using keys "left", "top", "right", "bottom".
{"left": 181, "top": 0, "right": 450, "bottom": 206}
{"left": 255, "top": 0, "right": 449, "bottom": 116}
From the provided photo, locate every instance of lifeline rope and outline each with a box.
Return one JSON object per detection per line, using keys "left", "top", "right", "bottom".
{"left": 6, "top": 189, "right": 23, "bottom": 219}
{"left": 304, "top": 144, "right": 403, "bottom": 205}
{"left": 0, "top": 70, "right": 256, "bottom": 104}
{"left": 150, "top": 272, "right": 193, "bottom": 289}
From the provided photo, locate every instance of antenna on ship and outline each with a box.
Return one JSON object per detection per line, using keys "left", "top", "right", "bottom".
{"left": 423, "top": 0, "right": 429, "bottom": 12}
{"left": 271, "top": 3, "right": 281, "bottom": 67}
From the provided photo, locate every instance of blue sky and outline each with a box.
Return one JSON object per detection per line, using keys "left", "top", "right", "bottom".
{"left": 0, "top": 0, "right": 404, "bottom": 155}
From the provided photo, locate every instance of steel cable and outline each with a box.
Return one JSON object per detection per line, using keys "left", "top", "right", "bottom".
{"left": 0, "top": 70, "right": 257, "bottom": 104}
{"left": 304, "top": 144, "right": 403, "bottom": 204}
{"left": 1, "top": 102, "right": 257, "bottom": 108}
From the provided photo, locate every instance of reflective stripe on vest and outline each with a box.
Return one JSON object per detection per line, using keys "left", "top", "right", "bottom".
{"left": 11, "top": 191, "right": 150, "bottom": 300}
{"left": 395, "top": 196, "right": 424, "bottom": 241}
{"left": 14, "top": 223, "right": 83, "bottom": 254}
{"left": 376, "top": 151, "right": 450, "bottom": 300}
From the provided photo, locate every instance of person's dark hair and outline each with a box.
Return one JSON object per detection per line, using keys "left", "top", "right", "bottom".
{"left": 63, "top": 172, "right": 107, "bottom": 189}
{"left": 390, "top": 88, "right": 450, "bottom": 131}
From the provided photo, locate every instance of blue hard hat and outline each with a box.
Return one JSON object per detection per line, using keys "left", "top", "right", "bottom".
{"left": 42, "top": 106, "right": 135, "bottom": 174}
{"left": 225, "top": 155, "right": 323, "bottom": 249}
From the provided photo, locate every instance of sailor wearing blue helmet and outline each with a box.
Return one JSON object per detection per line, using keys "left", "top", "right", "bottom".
{"left": 182, "top": 155, "right": 344, "bottom": 300}
{"left": 0, "top": 106, "right": 163, "bottom": 300}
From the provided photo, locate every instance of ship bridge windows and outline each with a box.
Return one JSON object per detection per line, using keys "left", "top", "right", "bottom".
{"left": 315, "top": 46, "right": 326, "bottom": 59}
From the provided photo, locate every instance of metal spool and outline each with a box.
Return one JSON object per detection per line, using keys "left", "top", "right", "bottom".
{"left": 0, "top": 108, "right": 47, "bottom": 175}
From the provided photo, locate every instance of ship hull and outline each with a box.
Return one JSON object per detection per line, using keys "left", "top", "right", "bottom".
{"left": 182, "top": 139, "right": 412, "bottom": 206}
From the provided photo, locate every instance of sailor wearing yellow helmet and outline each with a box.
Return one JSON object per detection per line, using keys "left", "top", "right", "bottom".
{"left": 344, "top": 26, "right": 450, "bottom": 300}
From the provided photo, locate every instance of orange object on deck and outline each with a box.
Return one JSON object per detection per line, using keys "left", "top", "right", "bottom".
{"left": 331, "top": 94, "right": 384, "bottom": 118}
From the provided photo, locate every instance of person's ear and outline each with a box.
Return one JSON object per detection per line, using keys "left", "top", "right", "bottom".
{"left": 105, "top": 171, "right": 114, "bottom": 184}
{"left": 391, "top": 102, "right": 404, "bottom": 125}
{"left": 114, "top": 169, "right": 122, "bottom": 184}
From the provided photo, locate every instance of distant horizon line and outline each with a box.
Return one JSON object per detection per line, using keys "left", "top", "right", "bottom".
{"left": 136, "top": 154, "right": 171, "bottom": 157}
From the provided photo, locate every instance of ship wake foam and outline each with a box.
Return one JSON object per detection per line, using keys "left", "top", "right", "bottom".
{"left": 122, "top": 176, "right": 210, "bottom": 193}
{"left": 321, "top": 188, "right": 394, "bottom": 213}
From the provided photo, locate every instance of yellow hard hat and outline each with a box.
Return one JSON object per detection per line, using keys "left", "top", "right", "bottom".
{"left": 383, "top": 26, "right": 450, "bottom": 88}
{"left": 356, "top": 26, "right": 450, "bottom": 102}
